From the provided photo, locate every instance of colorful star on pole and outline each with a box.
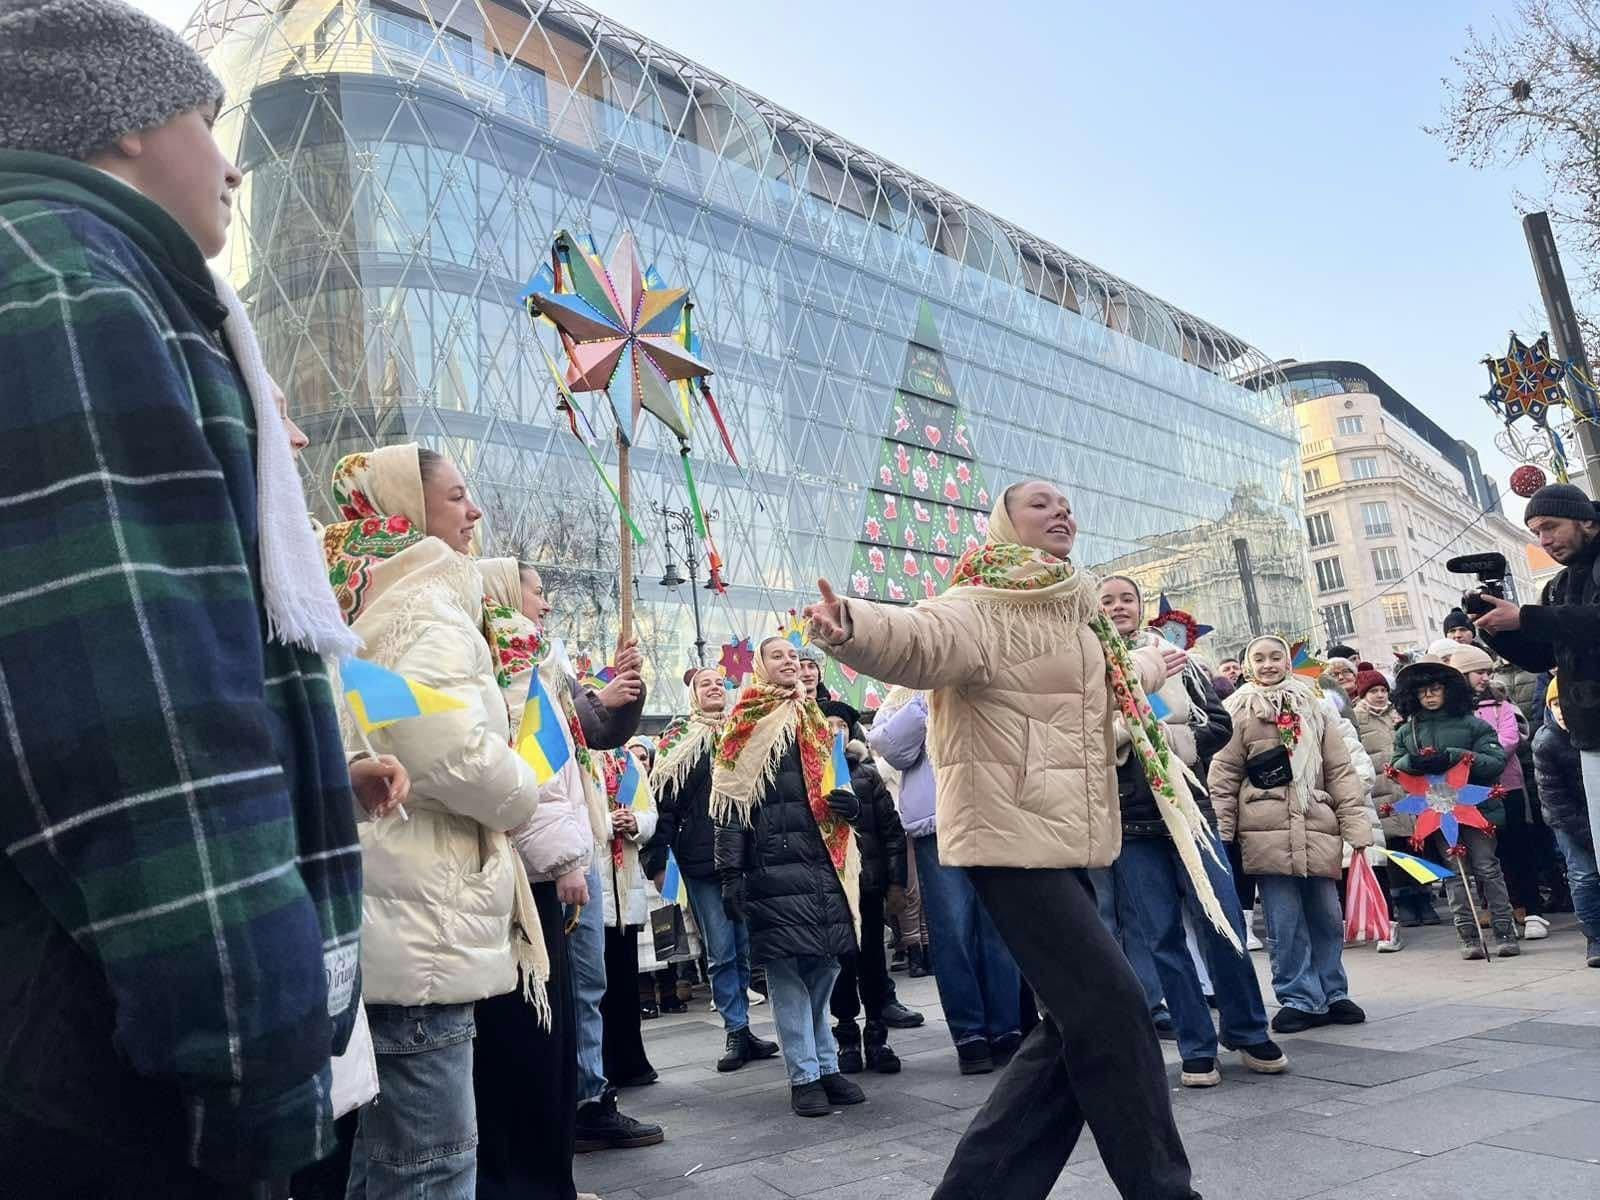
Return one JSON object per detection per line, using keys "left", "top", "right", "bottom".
{"left": 527, "top": 230, "right": 709, "bottom": 445}
{"left": 719, "top": 637, "right": 755, "bottom": 686}
{"left": 1392, "top": 758, "right": 1494, "bottom": 849}
{"left": 1290, "top": 641, "right": 1326, "bottom": 679}
{"left": 1147, "top": 594, "right": 1214, "bottom": 650}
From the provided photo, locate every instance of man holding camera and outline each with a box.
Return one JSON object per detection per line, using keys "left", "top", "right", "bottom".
{"left": 1474, "top": 483, "right": 1600, "bottom": 858}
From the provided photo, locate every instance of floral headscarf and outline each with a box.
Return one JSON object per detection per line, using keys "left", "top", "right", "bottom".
{"left": 712, "top": 640, "right": 859, "bottom": 922}
{"left": 322, "top": 447, "right": 428, "bottom": 622}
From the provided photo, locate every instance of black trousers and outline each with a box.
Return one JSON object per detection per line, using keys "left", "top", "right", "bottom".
{"left": 1497, "top": 790, "right": 1546, "bottom": 916}
{"left": 474, "top": 881, "right": 577, "bottom": 1200}
{"left": 1227, "top": 838, "right": 1257, "bottom": 912}
{"left": 831, "top": 889, "right": 892, "bottom": 1026}
{"left": 600, "top": 923, "right": 654, "bottom": 1084}
{"left": 933, "top": 867, "right": 1199, "bottom": 1200}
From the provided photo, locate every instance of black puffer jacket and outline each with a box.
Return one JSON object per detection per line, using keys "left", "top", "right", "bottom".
{"left": 1483, "top": 538, "right": 1600, "bottom": 751}
{"left": 651, "top": 750, "right": 717, "bottom": 880}
{"left": 714, "top": 742, "right": 857, "bottom": 964}
{"left": 845, "top": 741, "right": 907, "bottom": 896}
{"left": 1117, "top": 664, "right": 1228, "bottom": 834}
{"left": 1533, "top": 711, "right": 1593, "bottom": 849}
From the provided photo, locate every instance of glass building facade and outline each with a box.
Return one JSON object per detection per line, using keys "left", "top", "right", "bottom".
{"left": 190, "top": 0, "right": 1312, "bottom": 709}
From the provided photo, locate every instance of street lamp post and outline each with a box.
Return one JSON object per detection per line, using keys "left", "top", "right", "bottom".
{"left": 652, "top": 501, "right": 719, "bottom": 667}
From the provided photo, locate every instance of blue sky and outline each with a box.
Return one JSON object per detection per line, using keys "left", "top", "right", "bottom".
{"left": 141, "top": 0, "right": 1553, "bottom": 510}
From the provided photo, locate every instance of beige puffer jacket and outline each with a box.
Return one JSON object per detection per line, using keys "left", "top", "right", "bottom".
{"left": 1354, "top": 703, "right": 1410, "bottom": 843}
{"left": 828, "top": 582, "right": 1166, "bottom": 870}
{"left": 347, "top": 539, "right": 544, "bottom": 1006}
{"left": 1208, "top": 697, "right": 1370, "bottom": 879}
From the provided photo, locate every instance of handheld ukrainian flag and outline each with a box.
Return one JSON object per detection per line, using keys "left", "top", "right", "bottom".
{"left": 660, "top": 848, "right": 689, "bottom": 906}
{"left": 614, "top": 748, "right": 648, "bottom": 812}
{"left": 1147, "top": 691, "right": 1171, "bottom": 721}
{"left": 517, "top": 671, "right": 573, "bottom": 785}
{"left": 342, "top": 656, "right": 467, "bottom": 734}
{"left": 1377, "top": 847, "right": 1455, "bottom": 886}
{"left": 821, "top": 729, "right": 853, "bottom": 794}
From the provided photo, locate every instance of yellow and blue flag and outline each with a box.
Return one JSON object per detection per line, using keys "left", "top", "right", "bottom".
{"left": 342, "top": 656, "right": 466, "bottom": 734}
{"left": 660, "top": 848, "right": 689, "bottom": 906}
{"left": 517, "top": 671, "right": 573, "bottom": 785}
{"left": 821, "top": 730, "right": 853, "bottom": 794}
{"left": 614, "top": 748, "right": 649, "bottom": 812}
{"left": 1378, "top": 847, "right": 1455, "bottom": 886}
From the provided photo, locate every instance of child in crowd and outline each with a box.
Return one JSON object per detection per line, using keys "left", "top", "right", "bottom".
{"left": 1390, "top": 659, "right": 1515, "bottom": 959}
{"left": 1209, "top": 636, "right": 1372, "bottom": 1034}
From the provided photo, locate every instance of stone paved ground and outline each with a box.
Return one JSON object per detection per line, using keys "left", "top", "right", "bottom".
{"left": 575, "top": 915, "right": 1600, "bottom": 1199}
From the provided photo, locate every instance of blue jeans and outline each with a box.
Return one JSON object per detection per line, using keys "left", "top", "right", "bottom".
{"left": 765, "top": 955, "right": 841, "bottom": 1085}
{"left": 568, "top": 862, "right": 608, "bottom": 1104}
{"left": 685, "top": 872, "right": 751, "bottom": 1033}
{"left": 1089, "top": 865, "right": 1168, "bottom": 1020}
{"left": 347, "top": 1003, "right": 477, "bottom": 1200}
{"left": 1114, "top": 834, "right": 1269, "bottom": 1060}
{"left": 1258, "top": 875, "right": 1349, "bottom": 1015}
{"left": 1553, "top": 826, "right": 1600, "bottom": 941}
{"left": 914, "top": 835, "right": 1022, "bottom": 1045}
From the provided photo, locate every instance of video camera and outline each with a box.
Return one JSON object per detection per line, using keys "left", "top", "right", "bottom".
{"left": 1446, "top": 552, "right": 1509, "bottom": 618}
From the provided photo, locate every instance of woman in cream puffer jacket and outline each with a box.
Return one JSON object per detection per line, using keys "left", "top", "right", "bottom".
{"left": 346, "top": 536, "right": 545, "bottom": 1005}
{"left": 324, "top": 443, "right": 549, "bottom": 1193}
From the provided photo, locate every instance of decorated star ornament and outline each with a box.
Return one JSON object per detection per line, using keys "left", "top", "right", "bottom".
{"left": 1290, "top": 640, "right": 1326, "bottom": 679}
{"left": 526, "top": 231, "right": 707, "bottom": 444}
{"left": 1147, "top": 594, "right": 1214, "bottom": 650}
{"left": 1391, "top": 757, "right": 1495, "bottom": 849}
{"left": 719, "top": 636, "right": 755, "bottom": 686}
{"left": 1483, "top": 332, "right": 1566, "bottom": 426}
{"left": 520, "top": 229, "right": 749, "bottom": 591}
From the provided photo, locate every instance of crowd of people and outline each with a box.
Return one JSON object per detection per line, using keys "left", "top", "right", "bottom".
{"left": 3, "top": 6, "right": 1599, "bottom": 1200}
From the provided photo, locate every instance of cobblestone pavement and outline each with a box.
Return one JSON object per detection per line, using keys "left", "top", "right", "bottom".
{"left": 576, "top": 915, "right": 1600, "bottom": 1199}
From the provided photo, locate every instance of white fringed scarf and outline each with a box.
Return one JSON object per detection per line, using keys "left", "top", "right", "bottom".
{"left": 213, "top": 273, "right": 360, "bottom": 658}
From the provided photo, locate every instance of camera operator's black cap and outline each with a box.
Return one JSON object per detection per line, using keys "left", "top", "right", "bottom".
{"left": 1523, "top": 483, "right": 1600, "bottom": 524}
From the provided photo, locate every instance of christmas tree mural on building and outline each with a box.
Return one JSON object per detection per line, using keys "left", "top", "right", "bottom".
{"left": 824, "top": 301, "right": 995, "bottom": 711}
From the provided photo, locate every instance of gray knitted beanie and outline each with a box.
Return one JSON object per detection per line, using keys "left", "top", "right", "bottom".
{"left": 0, "top": 0, "right": 224, "bottom": 161}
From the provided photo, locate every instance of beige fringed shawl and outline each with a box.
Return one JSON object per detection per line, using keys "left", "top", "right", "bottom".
{"left": 710, "top": 647, "right": 862, "bottom": 939}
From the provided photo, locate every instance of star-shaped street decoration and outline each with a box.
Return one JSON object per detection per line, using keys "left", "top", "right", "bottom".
{"left": 526, "top": 231, "right": 709, "bottom": 444}
{"left": 1483, "top": 331, "right": 1566, "bottom": 426}
{"left": 1392, "top": 757, "right": 1493, "bottom": 849}
{"left": 1147, "top": 594, "right": 1214, "bottom": 650}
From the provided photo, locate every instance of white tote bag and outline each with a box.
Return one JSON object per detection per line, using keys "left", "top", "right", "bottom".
{"left": 330, "top": 1001, "right": 379, "bottom": 1118}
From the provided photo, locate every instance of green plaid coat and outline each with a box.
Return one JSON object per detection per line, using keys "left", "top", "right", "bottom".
{"left": 0, "top": 152, "right": 361, "bottom": 1183}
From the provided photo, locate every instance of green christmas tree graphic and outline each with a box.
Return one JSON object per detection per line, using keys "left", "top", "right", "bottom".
{"left": 824, "top": 301, "right": 995, "bottom": 711}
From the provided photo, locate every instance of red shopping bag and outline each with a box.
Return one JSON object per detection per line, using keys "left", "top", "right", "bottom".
{"left": 1344, "top": 854, "right": 1393, "bottom": 944}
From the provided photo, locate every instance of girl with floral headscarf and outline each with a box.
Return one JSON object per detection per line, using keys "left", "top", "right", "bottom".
{"left": 322, "top": 445, "right": 546, "bottom": 1194}
{"left": 1208, "top": 634, "right": 1371, "bottom": 1034}
{"left": 712, "top": 637, "right": 865, "bottom": 1118}
{"left": 805, "top": 479, "right": 1208, "bottom": 1199}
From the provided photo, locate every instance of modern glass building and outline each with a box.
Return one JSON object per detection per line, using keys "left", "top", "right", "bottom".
{"left": 190, "top": 0, "right": 1312, "bottom": 709}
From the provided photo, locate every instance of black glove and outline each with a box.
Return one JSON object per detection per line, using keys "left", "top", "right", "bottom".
{"left": 1410, "top": 751, "right": 1453, "bottom": 775}
{"left": 826, "top": 788, "right": 860, "bottom": 821}
{"left": 721, "top": 875, "right": 747, "bottom": 923}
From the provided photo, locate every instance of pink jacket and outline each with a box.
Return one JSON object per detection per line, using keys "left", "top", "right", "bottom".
{"left": 1475, "top": 697, "right": 1525, "bottom": 793}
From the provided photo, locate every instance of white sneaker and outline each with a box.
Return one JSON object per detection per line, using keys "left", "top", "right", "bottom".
{"left": 1246, "top": 930, "right": 1264, "bottom": 952}
{"left": 1376, "top": 933, "right": 1405, "bottom": 953}
{"left": 748, "top": 987, "right": 767, "bottom": 1006}
{"left": 1524, "top": 915, "right": 1551, "bottom": 940}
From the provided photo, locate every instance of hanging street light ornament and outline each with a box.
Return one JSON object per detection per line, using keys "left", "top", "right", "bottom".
{"left": 1479, "top": 330, "right": 1596, "bottom": 484}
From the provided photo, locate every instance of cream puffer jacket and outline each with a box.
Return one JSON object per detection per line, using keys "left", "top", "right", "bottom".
{"left": 596, "top": 748, "right": 659, "bottom": 929}
{"left": 346, "top": 539, "right": 544, "bottom": 1006}
{"left": 828, "top": 580, "right": 1166, "bottom": 870}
